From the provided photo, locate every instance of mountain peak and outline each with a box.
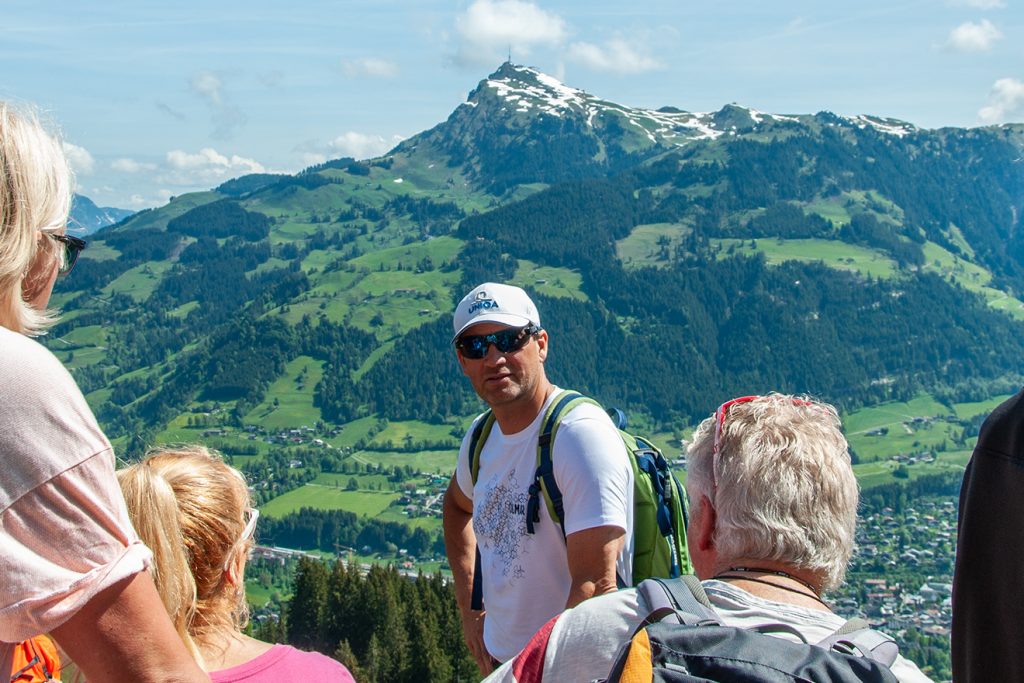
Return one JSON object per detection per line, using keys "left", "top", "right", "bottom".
{"left": 470, "top": 62, "right": 588, "bottom": 117}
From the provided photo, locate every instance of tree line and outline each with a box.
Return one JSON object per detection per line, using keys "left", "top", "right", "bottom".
{"left": 261, "top": 559, "right": 476, "bottom": 682}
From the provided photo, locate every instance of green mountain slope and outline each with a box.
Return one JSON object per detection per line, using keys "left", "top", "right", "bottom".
{"left": 47, "top": 63, "right": 1024, "bottom": 460}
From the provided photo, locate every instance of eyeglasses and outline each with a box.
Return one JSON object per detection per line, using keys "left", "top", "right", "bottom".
{"left": 240, "top": 507, "right": 260, "bottom": 542}
{"left": 223, "top": 507, "right": 259, "bottom": 571}
{"left": 49, "top": 233, "right": 87, "bottom": 277}
{"left": 455, "top": 325, "right": 539, "bottom": 360}
{"left": 711, "top": 395, "right": 815, "bottom": 486}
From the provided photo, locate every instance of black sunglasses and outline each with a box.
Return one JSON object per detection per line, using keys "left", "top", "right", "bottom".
{"left": 50, "top": 233, "right": 87, "bottom": 277}
{"left": 455, "top": 325, "right": 540, "bottom": 360}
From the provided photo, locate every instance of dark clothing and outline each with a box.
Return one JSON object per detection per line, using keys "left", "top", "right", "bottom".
{"left": 952, "top": 388, "right": 1024, "bottom": 682}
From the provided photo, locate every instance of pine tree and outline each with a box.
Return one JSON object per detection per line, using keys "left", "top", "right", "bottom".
{"left": 252, "top": 614, "right": 287, "bottom": 644}
{"left": 364, "top": 632, "right": 386, "bottom": 683}
{"left": 333, "top": 639, "right": 367, "bottom": 681}
{"left": 287, "top": 556, "right": 328, "bottom": 650}
{"left": 403, "top": 580, "right": 452, "bottom": 683}
{"left": 324, "top": 560, "right": 359, "bottom": 654}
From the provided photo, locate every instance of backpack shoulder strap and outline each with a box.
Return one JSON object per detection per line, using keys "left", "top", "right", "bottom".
{"left": 468, "top": 410, "right": 496, "bottom": 486}
{"left": 636, "top": 575, "right": 721, "bottom": 627}
{"left": 817, "top": 618, "right": 900, "bottom": 668}
{"left": 526, "top": 390, "right": 599, "bottom": 537}
{"left": 467, "top": 412, "right": 494, "bottom": 612}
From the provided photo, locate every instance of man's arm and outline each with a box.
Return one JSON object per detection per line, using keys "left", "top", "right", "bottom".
{"left": 442, "top": 475, "right": 493, "bottom": 675}
{"left": 51, "top": 570, "right": 208, "bottom": 683}
{"left": 564, "top": 524, "right": 625, "bottom": 608}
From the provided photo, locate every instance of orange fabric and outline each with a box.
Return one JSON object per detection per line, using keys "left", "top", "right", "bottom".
{"left": 618, "top": 629, "right": 652, "bottom": 683}
{"left": 9, "top": 635, "right": 60, "bottom": 682}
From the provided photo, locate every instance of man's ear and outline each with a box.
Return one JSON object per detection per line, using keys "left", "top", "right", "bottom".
{"left": 536, "top": 329, "right": 549, "bottom": 362}
{"left": 696, "top": 494, "right": 717, "bottom": 552}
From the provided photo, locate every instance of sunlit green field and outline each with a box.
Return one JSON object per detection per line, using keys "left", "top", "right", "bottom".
{"left": 952, "top": 394, "right": 1014, "bottom": 419}
{"left": 353, "top": 449, "right": 457, "bottom": 474}
{"left": 102, "top": 261, "right": 174, "bottom": 301}
{"left": 711, "top": 238, "right": 899, "bottom": 279}
{"left": 364, "top": 420, "right": 459, "bottom": 447}
{"left": 845, "top": 394, "right": 955, "bottom": 463}
{"left": 853, "top": 449, "right": 972, "bottom": 489}
{"left": 260, "top": 486, "right": 400, "bottom": 517}
{"left": 616, "top": 223, "right": 687, "bottom": 267}
{"left": 512, "top": 260, "right": 587, "bottom": 300}
{"left": 843, "top": 394, "right": 949, "bottom": 434}
{"left": 245, "top": 356, "right": 325, "bottom": 429}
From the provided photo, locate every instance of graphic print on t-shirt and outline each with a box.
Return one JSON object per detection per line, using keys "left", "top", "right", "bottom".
{"left": 475, "top": 469, "right": 530, "bottom": 579}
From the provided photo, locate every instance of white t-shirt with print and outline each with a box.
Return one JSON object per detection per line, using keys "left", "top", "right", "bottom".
{"left": 455, "top": 388, "right": 634, "bottom": 663}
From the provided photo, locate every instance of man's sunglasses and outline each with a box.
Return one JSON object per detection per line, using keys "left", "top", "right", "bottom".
{"left": 455, "top": 325, "right": 540, "bottom": 360}
{"left": 49, "top": 233, "right": 87, "bottom": 277}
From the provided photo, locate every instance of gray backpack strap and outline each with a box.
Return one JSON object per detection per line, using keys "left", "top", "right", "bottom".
{"left": 637, "top": 576, "right": 721, "bottom": 627}
{"left": 818, "top": 618, "right": 900, "bottom": 668}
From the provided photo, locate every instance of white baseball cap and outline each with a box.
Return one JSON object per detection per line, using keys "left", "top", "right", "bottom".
{"left": 452, "top": 282, "right": 541, "bottom": 342}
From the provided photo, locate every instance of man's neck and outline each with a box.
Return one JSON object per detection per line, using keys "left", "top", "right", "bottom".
{"left": 491, "top": 380, "right": 555, "bottom": 435}
{"left": 709, "top": 558, "right": 831, "bottom": 612}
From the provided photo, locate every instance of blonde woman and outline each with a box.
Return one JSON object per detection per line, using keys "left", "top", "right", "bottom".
{"left": 0, "top": 102, "right": 206, "bottom": 683}
{"left": 117, "top": 447, "right": 356, "bottom": 682}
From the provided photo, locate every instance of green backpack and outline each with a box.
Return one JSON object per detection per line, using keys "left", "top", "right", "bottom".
{"left": 468, "top": 389, "right": 692, "bottom": 591}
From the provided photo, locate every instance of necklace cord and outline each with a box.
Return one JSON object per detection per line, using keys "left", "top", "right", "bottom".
{"left": 712, "top": 568, "right": 830, "bottom": 608}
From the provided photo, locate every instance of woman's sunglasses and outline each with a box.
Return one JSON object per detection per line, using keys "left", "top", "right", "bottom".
{"left": 455, "top": 325, "right": 540, "bottom": 360}
{"left": 223, "top": 507, "right": 260, "bottom": 571}
{"left": 49, "top": 233, "right": 87, "bottom": 277}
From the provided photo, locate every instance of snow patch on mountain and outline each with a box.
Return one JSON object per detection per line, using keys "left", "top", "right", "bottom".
{"left": 844, "top": 114, "right": 917, "bottom": 137}
{"left": 474, "top": 64, "right": 917, "bottom": 145}
{"left": 478, "top": 64, "right": 726, "bottom": 144}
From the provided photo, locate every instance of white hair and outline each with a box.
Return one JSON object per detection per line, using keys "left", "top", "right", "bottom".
{"left": 0, "top": 102, "right": 72, "bottom": 336}
{"left": 686, "top": 394, "right": 858, "bottom": 591}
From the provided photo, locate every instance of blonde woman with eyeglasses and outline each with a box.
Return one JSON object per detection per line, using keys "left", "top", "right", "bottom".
{"left": 117, "top": 446, "right": 356, "bottom": 683}
{"left": 0, "top": 102, "right": 207, "bottom": 683}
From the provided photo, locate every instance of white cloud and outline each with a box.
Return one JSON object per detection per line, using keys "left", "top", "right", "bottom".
{"left": 63, "top": 142, "right": 95, "bottom": 175}
{"left": 946, "top": 19, "right": 1003, "bottom": 52}
{"left": 111, "top": 157, "right": 157, "bottom": 173}
{"left": 325, "top": 132, "right": 404, "bottom": 160}
{"left": 341, "top": 57, "right": 399, "bottom": 78}
{"left": 454, "top": 0, "right": 566, "bottom": 65}
{"left": 949, "top": 0, "right": 1005, "bottom": 8}
{"left": 127, "top": 194, "right": 149, "bottom": 208}
{"left": 978, "top": 77, "right": 1024, "bottom": 123}
{"left": 191, "top": 71, "right": 223, "bottom": 106}
{"left": 162, "top": 147, "right": 266, "bottom": 185}
{"left": 567, "top": 38, "right": 664, "bottom": 75}
{"left": 189, "top": 70, "right": 246, "bottom": 138}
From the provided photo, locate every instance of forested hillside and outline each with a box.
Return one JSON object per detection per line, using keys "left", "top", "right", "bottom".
{"left": 51, "top": 66, "right": 1024, "bottom": 442}
{"left": 43, "top": 61, "right": 1021, "bottom": 682}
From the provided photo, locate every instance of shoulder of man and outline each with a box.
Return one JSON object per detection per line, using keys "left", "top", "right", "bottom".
{"left": 551, "top": 399, "right": 624, "bottom": 451}
{"left": 554, "top": 396, "right": 617, "bottom": 428}
{"left": 461, "top": 410, "right": 493, "bottom": 443}
{"left": 974, "top": 387, "right": 1024, "bottom": 463}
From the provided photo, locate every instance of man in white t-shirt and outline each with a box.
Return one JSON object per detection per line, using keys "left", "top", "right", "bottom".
{"left": 442, "top": 282, "right": 633, "bottom": 675}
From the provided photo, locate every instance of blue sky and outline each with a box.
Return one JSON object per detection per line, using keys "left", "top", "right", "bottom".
{"left": 2, "top": 0, "right": 1021, "bottom": 209}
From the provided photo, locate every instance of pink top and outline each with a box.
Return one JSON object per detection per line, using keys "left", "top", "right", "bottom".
{"left": 0, "top": 328, "right": 151, "bottom": 675}
{"left": 210, "top": 644, "right": 356, "bottom": 682}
